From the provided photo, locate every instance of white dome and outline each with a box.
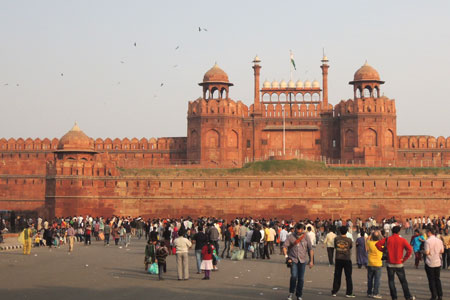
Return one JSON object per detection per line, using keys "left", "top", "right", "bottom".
{"left": 263, "top": 80, "right": 271, "bottom": 88}
{"left": 296, "top": 80, "right": 304, "bottom": 88}
{"left": 288, "top": 80, "right": 295, "bottom": 88}
{"left": 271, "top": 80, "right": 279, "bottom": 88}
{"left": 304, "top": 80, "right": 312, "bottom": 88}
{"left": 280, "top": 80, "right": 287, "bottom": 88}
{"left": 312, "top": 80, "right": 320, "bottom": 88}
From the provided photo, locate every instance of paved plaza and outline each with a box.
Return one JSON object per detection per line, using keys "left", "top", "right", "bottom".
{"left": 0, "top": 236, "right": 448, "bottom": 300}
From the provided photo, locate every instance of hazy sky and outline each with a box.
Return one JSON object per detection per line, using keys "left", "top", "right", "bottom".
{"left": 1, "top": 0, "right": 449, "bottom": 140}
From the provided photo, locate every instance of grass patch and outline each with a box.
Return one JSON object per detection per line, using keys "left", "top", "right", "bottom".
{"left": 118, "top": 159, "right": 450, "bottom": 177}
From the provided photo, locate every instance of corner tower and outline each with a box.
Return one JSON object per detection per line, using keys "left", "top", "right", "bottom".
{"left": 187, "top": 64, "right": 248, "bottom": 167}
{"left": 337, "top": 62, "right": 397, "bottom": 165}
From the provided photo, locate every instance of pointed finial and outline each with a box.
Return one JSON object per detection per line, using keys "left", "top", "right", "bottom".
{"left": 364, "top": 60, "right": 369, "bottom": 66}
{"left": 71, "top": 121, "right": 81, "bottom": 132}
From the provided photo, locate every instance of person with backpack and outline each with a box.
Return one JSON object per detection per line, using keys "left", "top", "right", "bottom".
{"left": 376, "top": 226, "right": 415, "bottom": 300}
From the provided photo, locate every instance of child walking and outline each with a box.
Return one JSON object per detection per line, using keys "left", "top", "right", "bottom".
{"left": 201, "top": 240, "right": 215, "bottom": 280}
{"left": 155, "top": 241, "right": 169, "bottom": 280}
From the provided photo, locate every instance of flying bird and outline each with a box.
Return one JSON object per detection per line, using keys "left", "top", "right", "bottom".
{"left": 120, "top": 61, "right": 125, "bottom": 64}
{"left": 4, "top": 83, "right": 8, "bottom": 86}
{"left": 160, "top": 83, "right": 164, "bottom": 87}
{"left": 61, "top": 73, "right": 64, "bottom": 76}
{"left": 202, "top": 28, "right": 208, "bottom": 31}
{"left": 173, "top": 64, "right": 178, "bottom": 68}
{"left": 198, "top": 27, "right": 201, "bottom": 32}
{"left": 198, "top": 27, "right": 208, "bottom": 32}
{"left": 134, "top": 42, "right": 137, "bottom": 47}
{"left": 16, "top": 84, "right": 19, "bottom": 86}
{"left": 175, "top": 46, "right": 180, "bottom": 50}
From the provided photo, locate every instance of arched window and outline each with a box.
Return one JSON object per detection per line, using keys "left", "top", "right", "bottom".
{"left": 304, "top": 93, "right": 311, "bottom": 101}
{"left": 271, "top": 93, "right": 278, "bottom": 102}
{"left": 262, "top": 93, "right": 270, "bottom": 102}
{"left": 363, "top": 86, "right": 372, "bottom": 98}
{"left": 362, "top": 128, "right": 377, "bottom": 147}
{"left": 384, "top": 129, "right": 394, "bottom": 147}
{"left": 206, "top": 130, "right": 220, "bottom": 148}
{"left": 279, "top": 93, "right": 287, "bottom": 102}
{"left": 211, "top": 88, "right": 219, "bottom": 99}
{"left": 356, "top": 88, "right": 362, "bottom": 98}
{"left": 344, "top": 129, "right": 355, "bottom": 148}
{"left": 295, "top": 93, "right": 303, "bottom": 101}
{"left": 312, "top": 93, "right": 320, "bottom": 101}
{"left": 373, "top": 88, "right": 378, "bottom": 98}
{"left": 228, "top": 130, "right": 238, "bottom": 148}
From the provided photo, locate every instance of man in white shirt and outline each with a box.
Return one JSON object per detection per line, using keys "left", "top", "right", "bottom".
{"left": 424, "top": 227, "right": 444, "bottom": 300}
{"left": 279, "top": 226, "right": 288, "bottom": 254}
{"left": 173, "top": 230, "right": 192, "bottom": 280}
{"left": 323, "top": 228, "right": 337, "bottom": 265}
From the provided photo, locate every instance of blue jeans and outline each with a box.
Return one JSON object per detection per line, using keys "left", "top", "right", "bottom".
{"left": 290, "top": 261, "right": 307, "bottom": 297}
{"left": 222, "top": 240, "right": 231, "bottom": 258}
{"left": 195, "top": 249, "right": 202, "bottom": 273}
{"left": 367, "top": 266, "right": 382, "bottom": 295}
{"left": 386, "top": 266, "right": 411, "bottom": 300}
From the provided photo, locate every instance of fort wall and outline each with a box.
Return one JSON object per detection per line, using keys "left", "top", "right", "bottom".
{"left": 45, "top": 174, "right": 450, "bottom": 220}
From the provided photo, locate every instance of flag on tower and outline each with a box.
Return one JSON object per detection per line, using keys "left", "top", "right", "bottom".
{"left": 290, "top": 50, "right": 296, "bottom": 70}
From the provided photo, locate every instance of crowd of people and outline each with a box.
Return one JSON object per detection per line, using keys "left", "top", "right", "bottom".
{"left": 4, "top": 214, "right": 450, "bottom": 300}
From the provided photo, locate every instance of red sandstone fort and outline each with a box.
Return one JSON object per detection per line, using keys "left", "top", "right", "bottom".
{"left": 1, "top": 56, "right": 449, "bottom": 219}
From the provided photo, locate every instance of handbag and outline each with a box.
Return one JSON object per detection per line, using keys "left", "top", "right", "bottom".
{"left": 148, "top": 263, "right": 159, "bottom": 275}
{"left": 381, "top": 237, "right": 389, "bottom": 261}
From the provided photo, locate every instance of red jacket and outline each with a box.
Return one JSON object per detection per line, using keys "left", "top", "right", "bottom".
{"left": 376, "top": 234, "right": 412, "bottom": 265}
{"left": 201, "top": 244, "right": 215, "bottom": 260}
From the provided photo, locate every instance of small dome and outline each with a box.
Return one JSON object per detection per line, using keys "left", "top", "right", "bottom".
{"left": 280, "top": 80, "right": 287, "bottom": 88}
{"left": 304, "top": 80, "right": 312, "bottom": 88}
{"left": 288, "top": 80, "right": 295, "bottom": 88}
{"left": 271, "top": 80, "right": 279, "bottom": 88}
{"left": 353, "top": 61, "right": 380, "bottom": 81}
{"left": 296, "top": 80, "right": 304, "bottom": 88}
{"left": 57, "top": 123, "right": 94, "bottom": 152}
{"left": 253, "top": 55, "right": 261, "bottom": 63}
{"left": 312, "top": 80, "right": 320, "bottom": 88}
{"left": 202, "top": 63, "right": 229, "bottom": 83}
{"left": 263, "top": 79, "right": 271, "bottom": 88}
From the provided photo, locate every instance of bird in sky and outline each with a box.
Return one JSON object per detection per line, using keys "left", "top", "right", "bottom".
{"left": 198, "top": 27, "right": 208, "bottom": 32}
{"left": 160, "top": 83, "right": 164, "bottom": 87}
{"left": 4, "top": 83, "right": 8, "bottom": 86}
{"left": 173, "top": 64, "right": 178, "bottom": 68}
{"left": 61, "top": 73, "right": 64, "bottom": 76}
{"left": 175, "top": 46, "right": 180, "bottom": 50}
{"left": 134, "top": 42, "right": 137, "bottom": 47}
{"left": 120, "top": 61, "right": 125, "bottom": 64}
{"left": 198, "top": 27, "right": 201, "bottom": 32}
{"left": 16, "top": 84, "right": 19, "bottom": 86}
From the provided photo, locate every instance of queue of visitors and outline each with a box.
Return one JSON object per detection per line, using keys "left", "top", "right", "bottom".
{"left": 8, "top": 214, "right": 450, "bottom": 300}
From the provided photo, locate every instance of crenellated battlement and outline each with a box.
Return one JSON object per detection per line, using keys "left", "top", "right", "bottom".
{"left": 334, "top": 96, "right": 396, "bottom": 116}
{"left": 398, "top": 135, "right": 450, "bottom": 150}
{"left": 188, "top": 98, "right": 249, "bottom": 117}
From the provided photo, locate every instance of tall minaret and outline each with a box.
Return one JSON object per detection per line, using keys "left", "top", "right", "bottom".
{"left": 252, "top": 55, "right": 261, "bottom": 113}
{"left": 320, "top": 54, "right": 329, "bottom": 109}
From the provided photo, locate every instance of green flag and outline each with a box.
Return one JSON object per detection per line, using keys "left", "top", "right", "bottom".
{"left": 290, "top": 51, "right": 296, "bottom": 70}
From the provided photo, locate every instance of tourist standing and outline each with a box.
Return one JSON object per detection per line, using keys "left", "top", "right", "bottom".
{"left": 424, "top": 227, "right": 444, "bottom": 300}
{"left": 201, "top": 240, "right": 215, "bottom": 280}
{"left": 104, "top": 221, "right": 111, "bottom": 246}
{"left": 356, "top": 229, "right": 368, "bottom": 268}
{"left": 366, "top": 231, "right": 383, "bottom": 298}
{"left": 323, "top": 228, "right": 337, "bottom": 265}
{"left": 441, "top": 229, "right": 450, "bottom": 269}
{"left": 206, "top": 223, "right": 220, "bottom": 256}
{"left": 376, "top": 226, "right": 414, "bottom": 300}
{"left": 410, "top": 229, "right": 425, "bottom": 268}
{"left": 173, "top": 230, "right": 192, "bottom": 280}
{"left": 21, "top": 224, "right": 33, "bottom": 255}
{"left": 279, "top": 225, "right": 289, "bottom": 255}
{"left": 66, "top": 223, "right": 75, "bottom": 252}
{"left": 193, "top": 225, "right": 207, "bottom": 274}
{"left": 283, "top": 223, "right": 314, "bottom": 300}
{"left": 331, "top": 226, "right": 354, "bottom": 298}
